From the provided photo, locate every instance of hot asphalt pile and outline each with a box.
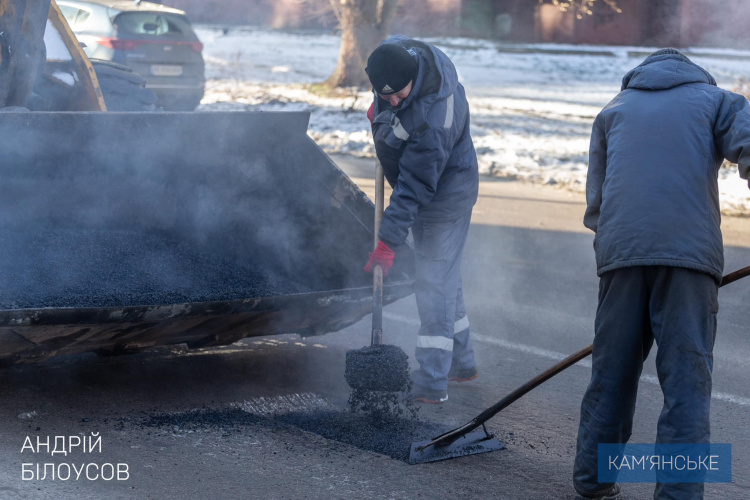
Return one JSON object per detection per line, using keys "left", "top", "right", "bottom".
{"left": 0, "top": 228, "right": 311, "bottom": 309}
{"left": 345, "top": 344, "right": 416, "bottom": 417}
{"left": 139, "top": 406, "right": 450, "bottom": 462}
{"left": 345, "top": 344, "right": 410, "bottom": 392}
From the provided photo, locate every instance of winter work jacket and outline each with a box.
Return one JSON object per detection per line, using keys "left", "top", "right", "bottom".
{"left": 371, "top": 36, "right": 478, "bottom": 247}
{"left": 585, "top": 52, "right": 750, "bottom": 282}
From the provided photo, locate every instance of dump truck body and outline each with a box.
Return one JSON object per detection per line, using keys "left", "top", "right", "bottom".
{"left": 0, "top": 111, "right": 415, "bottom": 362}
{"left": 0, "top": 2, "right": 408, "bottom": 363}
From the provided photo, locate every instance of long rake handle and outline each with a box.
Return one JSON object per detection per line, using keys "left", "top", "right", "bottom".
{"left": 371, "top": 159, "right": 385, "bottom": 346}
{"left": 419, "top": 264, "right": 750, "bottom": 451}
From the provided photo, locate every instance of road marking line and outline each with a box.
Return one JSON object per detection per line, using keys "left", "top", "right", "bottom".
{"left": 383, "top": 312, "right": 419, "bottom": 327}
{"left": 472, "top": 332, "right": 592, "bottom": 368}
{"left": 383, "top": 312, "right": 750, "bottom": 408}
{"left": 710, "top": 391, "right": 750, "bottom": 407}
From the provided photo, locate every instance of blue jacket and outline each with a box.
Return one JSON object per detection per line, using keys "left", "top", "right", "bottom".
{"left": 371, "top": 36, "right": 478, "bottom": 246}
{"left": 585, "top": 52, "right": 750, "bottom": 282}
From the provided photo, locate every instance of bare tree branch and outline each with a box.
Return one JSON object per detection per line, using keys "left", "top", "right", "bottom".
{"left": 329, "top": 0, "right": 342, "bottom": 24}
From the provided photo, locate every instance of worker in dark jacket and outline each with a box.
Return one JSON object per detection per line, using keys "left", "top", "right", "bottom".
{"left": 363, "top": 36, "right": 480, "bottom": 404}
{"left": 574, "top": 48, "right": 750, "bottom": 500}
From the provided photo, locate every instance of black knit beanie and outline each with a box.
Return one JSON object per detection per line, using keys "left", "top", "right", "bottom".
{"left": 366, "top": 44, "right": 418, "bottom": 95}
{"left": 649, "top": 48, "right": 685, "bottom": 58}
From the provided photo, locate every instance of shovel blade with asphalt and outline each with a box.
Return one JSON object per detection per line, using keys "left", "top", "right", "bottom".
{"left": 345, "top": 159, "right": 410, "bottom": 393}
{"left": 408, "top": 265, "right": 750, "bottom": 464}
{"left": 409, "top": 426, "right": 505, "bottom": 464}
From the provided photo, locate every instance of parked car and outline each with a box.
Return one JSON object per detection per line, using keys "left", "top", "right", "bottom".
{"left": 57, "top": 0, "right": 205, "bottom": 111}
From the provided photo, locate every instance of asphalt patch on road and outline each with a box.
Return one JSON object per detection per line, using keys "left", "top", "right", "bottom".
{"left": 276, "top": 410, "right": 451, "bottom": 461}
{"left": 0, "top": 228, "right": 311, "bottom": 309}
{"left": 138, "top": 405, "right": 451, "bottom": 462}
{"left": 140, "top": 407, "right": 267, "bottom": 435}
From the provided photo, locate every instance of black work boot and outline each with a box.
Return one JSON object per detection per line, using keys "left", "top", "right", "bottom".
{"left": 448, "top": 365, "right": 478, "bottom": 382}
{"left": 408, "top": 386, "right": 448, "bottom": 404}
{"left": 574, "top": 484, "right": 622, "bottom": 500}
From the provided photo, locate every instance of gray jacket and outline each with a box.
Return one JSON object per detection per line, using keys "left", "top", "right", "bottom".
{"left": 371, "top": 36, "right": 478, "bottom": 247}
{"left": 585, "top": 52, "right": 750, "bottom": 282}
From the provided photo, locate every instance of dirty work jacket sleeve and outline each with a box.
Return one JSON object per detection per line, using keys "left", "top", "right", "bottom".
{"left": 583, "top": 114, "right": 607, "bottom": 233}
{"left": 379, "top": 125, "right": 452, "bottom": 246}
{"left": 714, "top": 91, "right": 750, "bottom": 185}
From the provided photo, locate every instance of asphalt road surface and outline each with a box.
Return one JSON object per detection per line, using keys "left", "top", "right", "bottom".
{"left": 1, "top": 154, "right": 749, "bottom": 500}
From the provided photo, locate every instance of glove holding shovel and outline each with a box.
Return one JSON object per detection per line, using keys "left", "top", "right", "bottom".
{"left": 344, "top": 158, "right": 410, "bottom": 395}
{"left": 364, "top": 241, "right": 395, "bottom": 277}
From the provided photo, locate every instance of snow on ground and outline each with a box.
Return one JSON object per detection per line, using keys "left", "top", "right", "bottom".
{"left": 194, "top": 26, "right": 750, "bottom": 215}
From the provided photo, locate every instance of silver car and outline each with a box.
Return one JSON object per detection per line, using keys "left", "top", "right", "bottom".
{"left": 58, "top": 0, "right": 205, "bottom": 110}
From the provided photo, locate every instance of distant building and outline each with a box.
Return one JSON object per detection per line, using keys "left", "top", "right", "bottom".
{"left": 396, "top": 0, "right": 463, "bottom": 36}
{"left": 162, "top": 0, "right": 464, "bottom": 35}
{"left": 160, "top": 0, "right": 750, "bottom": 48}
{"left": 489, "top": 0, "right": 750, "bottom": 48}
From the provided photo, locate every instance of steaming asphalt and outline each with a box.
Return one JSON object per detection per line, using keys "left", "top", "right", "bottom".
{"left": 1, "top": 154, "right": 749, "bottom": 499}
{"left": 345, "top": 344, "right": 411, "bottom": 393}
{"left": 0, "top": 228, "right": 310, "bottom": 309}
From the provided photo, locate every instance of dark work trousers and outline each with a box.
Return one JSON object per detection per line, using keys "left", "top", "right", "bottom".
{"left": 573, "top": 266, "right": 718, "bottom": 500}
{"left": 410, "top": 212, "right": 476, "bottom": 392}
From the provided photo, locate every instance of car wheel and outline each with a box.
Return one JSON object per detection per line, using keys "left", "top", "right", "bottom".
{"left": 158, "top": 94, "right": 203, "bottom": 111}
{"left": 90, "top": 59, "right": 158, "bottom": 111}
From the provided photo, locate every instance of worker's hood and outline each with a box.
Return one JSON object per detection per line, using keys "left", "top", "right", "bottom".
{"left": 622, "top": 50, "right": 716, "bottom": 91}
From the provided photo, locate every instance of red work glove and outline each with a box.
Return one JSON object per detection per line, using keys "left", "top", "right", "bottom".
{"left": 367, "top": 102, "right": 374, "bottom": 124}
{"left": 364, "top": 241, "right": 395, "bottom": 277}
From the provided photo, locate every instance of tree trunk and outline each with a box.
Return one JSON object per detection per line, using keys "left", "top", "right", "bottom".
{"left": 326, "top": 0, "right": 399, "bottom": 88}
{"left": 0, "top": 0, "right": 51, "bottom": 107}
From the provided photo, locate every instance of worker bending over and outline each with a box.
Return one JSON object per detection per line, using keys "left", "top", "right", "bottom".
{"left": 363, "top": 36, "right": 479, "bottom": 404}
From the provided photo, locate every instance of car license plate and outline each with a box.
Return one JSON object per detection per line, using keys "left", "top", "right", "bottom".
{"left": 151, "top": 64, "right": 183, "bottom": 77}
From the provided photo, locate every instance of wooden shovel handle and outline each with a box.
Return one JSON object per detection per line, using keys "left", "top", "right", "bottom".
{"left": 371, "top": 159, "right": 385, "bottom": 346}
{"left": 419, "top": 264, "right": 750, "bottom": 451}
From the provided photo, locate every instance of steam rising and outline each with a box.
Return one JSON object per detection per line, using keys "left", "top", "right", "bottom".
{"left": 0, "top": 111, "right": 404, "bottom": 360}
{"left": 0, "top": 111, "right": 375, "bottom": 310}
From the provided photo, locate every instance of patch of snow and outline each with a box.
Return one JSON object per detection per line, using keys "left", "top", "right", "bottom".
{"left": 44, "top": 20, "right": 73, "bottom": 61}
{"left": 52, "top": 71, "right": 76, "bottom": 86}
{"left": 194, "top": 26, "right": 750, "bottom": 215}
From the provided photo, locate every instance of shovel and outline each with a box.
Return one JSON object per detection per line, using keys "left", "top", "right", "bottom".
{"left": 344, "top": 159, "right": 410, "bottom": 393}
{"left": 408, "top": 265, "right": 750, "bottom": 464}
